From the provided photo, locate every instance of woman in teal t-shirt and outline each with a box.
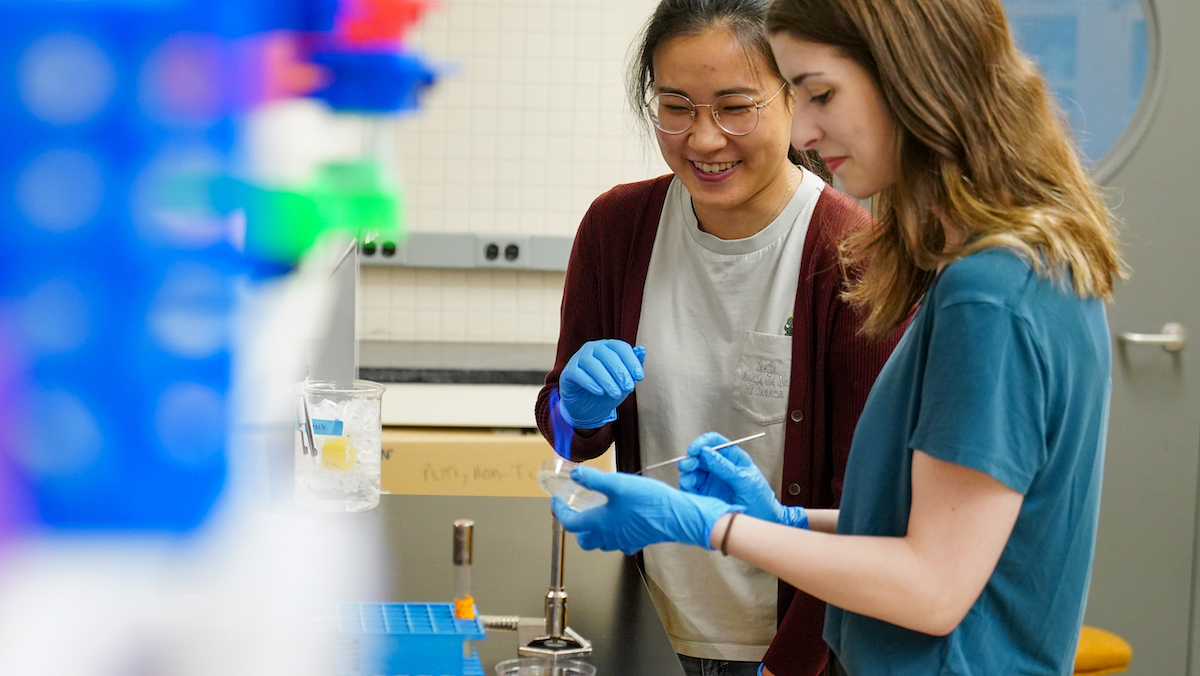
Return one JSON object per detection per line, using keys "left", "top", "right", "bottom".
{"left": 549, "top": 0, "right": 1125, "bottom": 674}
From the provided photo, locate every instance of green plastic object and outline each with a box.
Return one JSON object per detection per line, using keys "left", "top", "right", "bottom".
{"left": 214, "top": 160, "right": 406, "bottom": 266}
{"left": 312, "top": 161, "right": 403, "bottom": 235}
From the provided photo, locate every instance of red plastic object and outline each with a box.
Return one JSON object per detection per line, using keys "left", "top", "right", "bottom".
{"left": 337, "top": 0, "right": 435, "bottom": 45}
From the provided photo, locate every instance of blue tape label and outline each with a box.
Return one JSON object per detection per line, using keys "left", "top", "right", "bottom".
{"left": 312, "top": 418, "right": 344, "bottom": 436}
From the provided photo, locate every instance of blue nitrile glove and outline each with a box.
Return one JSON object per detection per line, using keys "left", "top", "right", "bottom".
{"left": 550, "top": 466, "right": 740, "bottom": 555}
{"left": 678, "top": 432, "right": 809, "bottom": 529}
{"left": 557, "top": 340, "right": 646, "bottom": 429}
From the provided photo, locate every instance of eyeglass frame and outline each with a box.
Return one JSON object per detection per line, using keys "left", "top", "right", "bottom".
{"left": 645, "top": 81, "right": 790, "bottom": 136}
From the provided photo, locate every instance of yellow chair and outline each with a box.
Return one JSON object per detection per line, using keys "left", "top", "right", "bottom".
{"left": 1074, "top": 626, "right": 1133, "bottom": 676}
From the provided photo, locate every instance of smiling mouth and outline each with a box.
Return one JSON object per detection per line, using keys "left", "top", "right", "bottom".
{"left": 691, "top": 160, "right": 739, "bottom": 174}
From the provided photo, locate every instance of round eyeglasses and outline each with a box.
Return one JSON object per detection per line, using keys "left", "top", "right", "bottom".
{"left": 645, "top": 82, "right": 789, "bottom": 136}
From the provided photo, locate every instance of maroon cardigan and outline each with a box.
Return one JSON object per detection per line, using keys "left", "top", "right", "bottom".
{"left": 535, "top": 175, "right": 905, "bottom": 676}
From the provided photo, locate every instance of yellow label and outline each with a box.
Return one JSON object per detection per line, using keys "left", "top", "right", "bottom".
{"left": 454, "top": 596, "right": 476, "bottom": 619}
{"left": 320, "top": 436, "right": 357, "bottom": 472}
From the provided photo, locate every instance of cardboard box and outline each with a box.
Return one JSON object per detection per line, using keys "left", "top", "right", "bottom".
{"left": 381, "top": 428, "right": 614, "bottom": 497}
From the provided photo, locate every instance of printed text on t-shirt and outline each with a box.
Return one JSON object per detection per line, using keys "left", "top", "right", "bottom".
{"left": 741, "top": 359, "right": 789, "bottom": 399}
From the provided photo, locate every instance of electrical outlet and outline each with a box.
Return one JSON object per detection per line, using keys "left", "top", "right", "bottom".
{"left": 358, "top": 233, "right": 573, "bottom": 270}
{"left": 474, "top": 234, "right": 530, "bottom": 268}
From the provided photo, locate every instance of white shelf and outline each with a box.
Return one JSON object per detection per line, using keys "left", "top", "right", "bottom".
{"left": 381, "top": 382, "right": 541, "bottom": 428}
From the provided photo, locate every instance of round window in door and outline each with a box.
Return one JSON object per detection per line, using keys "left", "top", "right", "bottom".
{"left": 1003, "top": 0, "right": 1157, "bottom": 176}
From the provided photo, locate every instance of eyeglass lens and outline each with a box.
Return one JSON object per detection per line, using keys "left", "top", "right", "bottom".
{"left": 648, "top": 93, "right": 760, "bottom": 135}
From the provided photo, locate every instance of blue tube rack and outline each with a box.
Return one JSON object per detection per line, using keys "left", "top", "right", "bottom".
{"left": 336, "top": 602, "right": 486, "bottom": 676}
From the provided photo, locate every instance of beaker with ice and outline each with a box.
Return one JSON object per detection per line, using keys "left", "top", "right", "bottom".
{"left": 292, "top": 380, "right": 386, "bottom": 512}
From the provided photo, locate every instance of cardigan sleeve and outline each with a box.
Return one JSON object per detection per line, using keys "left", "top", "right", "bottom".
{"left": 822, "top": 262, "right": 908, "bottom": 501}
{"left": 534, "top": 201, "right": 618, "bottom": 461}
{"left": 535, "top": 177, "right": 669, "bottom": 465}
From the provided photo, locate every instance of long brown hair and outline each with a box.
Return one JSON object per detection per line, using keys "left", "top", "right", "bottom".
{"left": 767, "top": 0, "right": 1125, "bottom": 334}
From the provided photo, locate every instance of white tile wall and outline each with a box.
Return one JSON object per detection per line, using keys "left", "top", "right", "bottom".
{"left": 359, "top": 267, "right": 569, "bottom": 344}
{"left": 358, "top": 0, "right": 670, "bottom": 344}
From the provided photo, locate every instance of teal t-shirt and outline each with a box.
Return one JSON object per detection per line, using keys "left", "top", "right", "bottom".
{"left": 825, "top": 249, "right": 1112, "bottom": 675}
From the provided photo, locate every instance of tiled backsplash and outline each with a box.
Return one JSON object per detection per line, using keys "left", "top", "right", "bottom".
{"left": 359, "top": 267, "right": 568, "bottom": 343}
{"left": 358, "top": 0, "right": 668, "bottom": 344}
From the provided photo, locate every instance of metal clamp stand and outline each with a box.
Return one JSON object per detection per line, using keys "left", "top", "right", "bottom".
{"left": 517, "top": 516, "right": 592, "bottom": 657}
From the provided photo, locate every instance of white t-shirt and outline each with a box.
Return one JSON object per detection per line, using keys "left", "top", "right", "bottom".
{"left": 636, "top": 168, "right": 825, "bottom": 661}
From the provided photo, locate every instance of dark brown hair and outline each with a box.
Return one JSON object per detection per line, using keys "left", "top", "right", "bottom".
{"left": 630, "top": 0, "right": 829, "bottom": 178}
{"left": 768, "top": 0, "right": 1124, "bottom": 333}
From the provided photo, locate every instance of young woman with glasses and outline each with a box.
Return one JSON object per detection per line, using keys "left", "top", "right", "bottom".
{"left": 534, "top": 1, "right": 905, "bottom": 675}
{"left": 550, "top": 0, "right": 1124, "bottom": 674}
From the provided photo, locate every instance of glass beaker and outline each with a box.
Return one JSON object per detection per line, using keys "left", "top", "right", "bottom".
{"left": 495, "top": 657, "right": 596, "bottom": 676}
{"left": 536, "top": 458, "right": 607, "bottom": 511}
{"left": 292, "top": 380, "right": 386, "bottom": 512}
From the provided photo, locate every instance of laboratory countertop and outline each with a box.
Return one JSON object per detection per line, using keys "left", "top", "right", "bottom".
{"left": 359, "top": 340, "right": 552, "bottom": 385}
{"left": 376, "top": 494, "right": 685, "bottom": 676}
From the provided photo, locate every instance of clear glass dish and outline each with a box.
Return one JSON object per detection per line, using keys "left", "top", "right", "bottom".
{"left": 536, "top": 458, "right": 608, "bottom": 511}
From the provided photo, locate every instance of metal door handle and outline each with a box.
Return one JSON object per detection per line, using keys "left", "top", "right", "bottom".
{"left": 1117, "top": 323, "right": 1187, "bottom": 352}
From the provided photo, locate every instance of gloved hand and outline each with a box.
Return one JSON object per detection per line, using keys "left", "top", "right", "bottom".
{"left": 678, "top": 432, "right": 808, "bottom": 529}
{"left": 558, "top": 340, "right": 646, "bottom": 429}
{"left": 551, "top": 465, "right": 740, "bottom": 555}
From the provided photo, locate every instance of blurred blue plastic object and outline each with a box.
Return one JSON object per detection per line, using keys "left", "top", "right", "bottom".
{"left": 0, "top": 1, "right": 264, "bottom": 532}
{"left": 336, "top": 603, "right": 486, "bottom": 676}
{"left": 215, "top": 0, "right": 339, "bottom": 36}
{"left": 1, "top": 0, "right": 436, "bottom": 534}
{"left": 310, "top": 51, "right": 436, "bottom": 112}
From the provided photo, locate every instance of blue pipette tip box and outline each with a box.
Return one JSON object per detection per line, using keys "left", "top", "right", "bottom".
{"left": 335, "top": 602, "right": 485, "bottom": 676}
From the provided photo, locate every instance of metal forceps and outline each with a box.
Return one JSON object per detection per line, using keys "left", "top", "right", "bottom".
{"left": 636, "top": 432, "right": 767, "bottom": 474}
